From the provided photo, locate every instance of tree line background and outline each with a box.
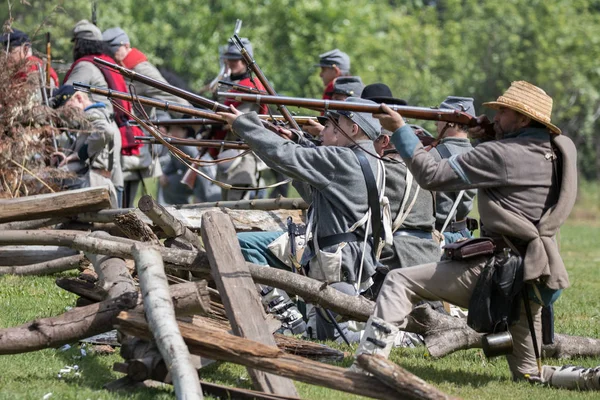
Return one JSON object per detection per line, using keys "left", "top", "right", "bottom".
{"left": 3, "top": 0, "right": 600, "bottom": 180}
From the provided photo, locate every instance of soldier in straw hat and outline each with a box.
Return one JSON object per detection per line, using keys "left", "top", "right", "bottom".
{"left": 351, "top": 81, "right": 578, "bottom": 383}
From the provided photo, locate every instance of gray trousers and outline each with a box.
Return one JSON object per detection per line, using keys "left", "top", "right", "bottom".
{"left": 375, "top": 255, "right": 542, "bottom": 379}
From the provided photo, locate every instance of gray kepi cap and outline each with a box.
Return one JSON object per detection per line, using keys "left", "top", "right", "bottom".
{"left": 333, "top": 76, "right": 364, "bottom": 97}
{"left": 318, "top": 97, "right": 382, "bottom": 141}
{"left": 72, "top": 19, "right": 103, "bottom": 42}
{"left": 102, "top": 27, "right": 130, "bottom": 53}
{"left": 439, "top": 96, "right": 476, "bottom": 118}
{"left": 222, "top": 37, "right": 253, "bottom": 60}
{"left": 314, "top": 48, "right": 350, "bottom": 73}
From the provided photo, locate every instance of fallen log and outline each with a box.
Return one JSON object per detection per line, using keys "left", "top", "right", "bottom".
{"left": 0, "top": 254, "right": 83, "bottom": 276}
{"left": 189, "top": 315, "right": 344, "bottom": 362}
{"left": 132, "top": 244, "right": 203, "bottom": 399}
{"left": 76, "top": 206, "right": 304, "bottom": 232}
{"left": 404, "top": 304, "right": 600, "bottom": 360}
{"left": 0, "top": 230, "right": 373, "bottom": 321}
{"left": 0, "top": 187, "right": 111, "bottom": 223}
{"left": 138, "top": 195, "right": 202, "bottom": 250}
{"left": 0, "top": 281, "right": 209, "bottom": 355}
{"left": 56, "top": 277, "right": 108, "bottom": 302}
{"left": 117, "top": 310, "right": 410, "bottom": 400}
{"left": 113, "top": 211, "right": 160, "bottom": 244}
{"left": 201, "top": 211, "right": 299, "bottom": 397}
{"left": 357, "top": 354, "right": 455, "bottom": 400}
{"left": 0, "top": 217, "right": 68, "bottom": 230}
{"left": 176, "top": 196, "right": 308, "bottom": 211}
{"left": 0, "top": 245, "right": 79, "bottom": 266}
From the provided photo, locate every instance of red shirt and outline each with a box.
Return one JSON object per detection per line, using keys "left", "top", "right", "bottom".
{"left": 16, "top": 55, "right": 59, "bottom": 87}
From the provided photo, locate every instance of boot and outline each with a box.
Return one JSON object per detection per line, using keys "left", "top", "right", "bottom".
{"left": 542, "top": 365, "right": 600, "bottom": 391}
{"left": 349, "top": 316, "right": 399, "bottom": 373}
{"left": 259, "top": 286, "right": 307, "bottom": 335}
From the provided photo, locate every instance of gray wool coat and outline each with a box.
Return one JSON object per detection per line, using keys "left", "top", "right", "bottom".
{"left": 232, "top": 112, "right": 380, "bottom": 285}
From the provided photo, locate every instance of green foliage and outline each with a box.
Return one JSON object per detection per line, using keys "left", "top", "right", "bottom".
{"left": 2, "top": 0, "right": 599, "bottom": 177}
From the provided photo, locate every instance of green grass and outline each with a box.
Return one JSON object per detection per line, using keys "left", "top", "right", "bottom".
{"left": 1, "top": 185, "right": 599, "bottom": 399}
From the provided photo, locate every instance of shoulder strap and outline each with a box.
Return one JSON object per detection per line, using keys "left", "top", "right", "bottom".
{"left": 435, "top": 143, "right": 453, "bottom": 159}
{"left": 354, "top": 150, "right": 382, "bottom": 257}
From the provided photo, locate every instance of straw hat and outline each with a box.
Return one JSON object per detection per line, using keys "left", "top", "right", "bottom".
{"left": 483, "top": 81, "right": 561, "bottom": 134}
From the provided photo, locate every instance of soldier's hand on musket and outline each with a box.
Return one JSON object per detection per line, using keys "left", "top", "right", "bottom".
{"left": 372, "top": 104, "right": 406, "bottom": 132}
{"left": 302, "top": 119, "right": 324, "bottom": 137}
{"left": 217, "top": 105, "right": 243, "bottom": 128}
{"left": 274, "top": 126, "right": 295, "bottom": 141}
{"left": 468, "top": 114, "right": 493, "bottom": 140}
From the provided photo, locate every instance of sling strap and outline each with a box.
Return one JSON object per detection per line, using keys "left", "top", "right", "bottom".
{"left": 354, "top": 149, "right": 382, "bottom": 258}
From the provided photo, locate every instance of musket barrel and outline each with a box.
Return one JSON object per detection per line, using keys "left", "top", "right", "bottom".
{"left": 218, "top": 92, "right": 476, "bottom": 126}
{"left": 131, "top": 115, "right": 317, "bottom": 128}
{"left": 130, "top": 118, "right": 220, "bottom": 127}
{"left": 73, "top": 83, "right": 227, "bottom": 122}
{"left": 92, "top": 57, "right": 230, "bottom": 112}
{"left": 134, "top": 135, "right": 249, "bottom": 150}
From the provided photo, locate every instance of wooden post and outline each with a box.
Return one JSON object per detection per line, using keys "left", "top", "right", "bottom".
{"left": 201, "top": 211, "right": 299, "bottom": 397}
{"left": 0, "top": 187, "right": 111, "bottom": 223}
{"left": 132, "top": 244, "right": 203, "bottom": 400}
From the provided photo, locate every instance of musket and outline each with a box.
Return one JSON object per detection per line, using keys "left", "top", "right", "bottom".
{"left": 134, "top": 135, "right": 249, "bottom": 150}
{"left": 45, "top": 32, "right": 51, "bottom": 88}
{"left": 218, "top": 80, "right": 267, "bottom": 95}
{"left": 231, "top": 34, "right": 301, "bottom": 130}
{"left": 72, "top": 83, "right": 294, "bottom": 133}
{"left": 74, "top": 83, "right": 227, "bottom": 121}
{"left": 129, "top": 115, "right": 318, "bottom": 128}
{"left": 218, "top": 92, "right": 489, "bottom": 128}
{"left": 92, "top": 57, "right": 230, "bottom": 112}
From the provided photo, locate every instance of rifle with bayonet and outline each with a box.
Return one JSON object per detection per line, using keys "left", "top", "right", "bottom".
{"left": 218, "top": 92, "right": 495, "bottom": 132}
{"left": 230, "top": 34, "right": 300, "bottom": 130}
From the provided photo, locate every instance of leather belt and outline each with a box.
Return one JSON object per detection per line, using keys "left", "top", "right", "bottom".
{"left": 91, "top": 168, "right": 111, "bottom": 179}
{"left": 436, "top": 219, "right": 468, "bottom": 233}
{"left": 393, "top": 229, "right": 433, "bottom": 240}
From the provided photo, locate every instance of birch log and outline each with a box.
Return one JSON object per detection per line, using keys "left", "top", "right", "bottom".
{"left": 132, "top": 244, "right": 203, "bottom": 400}
{"left": 138, "top": 195, "right": 202, "bottom": 250}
